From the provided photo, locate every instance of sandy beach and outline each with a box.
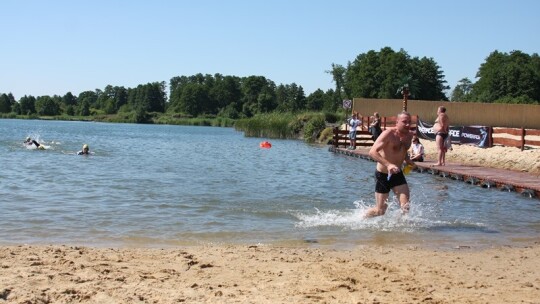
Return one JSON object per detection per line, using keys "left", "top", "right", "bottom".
{"left": 1, "top": 243, "right": 538, "bottom": 304}
{"left": 2, "top": 143, "right": 539, "bottom": 303}
{"left": 420, "top": 140, "right": 540, "bottom": 175}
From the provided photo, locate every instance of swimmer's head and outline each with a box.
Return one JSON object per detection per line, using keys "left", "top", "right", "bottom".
{"left": 82, "top": 144, "right": 89, "bottom": 151}
{"left": 26, "top": 137, "right": 31, "bottom": 141}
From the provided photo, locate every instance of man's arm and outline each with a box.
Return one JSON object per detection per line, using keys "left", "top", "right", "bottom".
{"left": 369, "top": 131, "right": 388, "bottom": 163}
{"left": 441, "top": 114, "right": 449, "bottom": 131}
{"left": 369, "top": 130, "right": 400, "bottom": 174}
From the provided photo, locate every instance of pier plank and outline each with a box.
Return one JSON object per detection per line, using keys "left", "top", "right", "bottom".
{"left": 330, "top": 147, "right": 540, "bottom": 198}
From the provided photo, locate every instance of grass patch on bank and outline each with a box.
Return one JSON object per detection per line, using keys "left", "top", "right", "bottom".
{"left": 154, "top": 114, "right": 235, "bottom": 127}
{"left": 235, "top": 113, "right": 297, "bottom": 139}
{"left": 234, "top": 111, "right": 339, "bottom": 141}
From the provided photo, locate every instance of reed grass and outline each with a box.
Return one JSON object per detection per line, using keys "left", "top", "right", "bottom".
{"left": 234, "top": 113, "right": 297, "bottom": 139}
{"left": 153, "top": 114, "right": 235, "bottom": 127}
{"left": 234, "top": 112, "right": 333, "bottom": 140}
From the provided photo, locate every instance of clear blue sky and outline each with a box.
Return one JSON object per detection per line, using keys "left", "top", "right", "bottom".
{"left": 1, "top": 0, "right": 539, "bottom": 100}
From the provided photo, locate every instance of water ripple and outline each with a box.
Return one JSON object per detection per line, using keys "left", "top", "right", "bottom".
{"left": 0, "top": 119, "right": 538, "bottom": 248}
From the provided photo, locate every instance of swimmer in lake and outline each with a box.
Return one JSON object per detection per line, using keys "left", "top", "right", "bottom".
{"left": 77, "top": 144, "right": 90, "bottom": 155}
{"left": 25, "top": 137, "right": 44, "bottom": 149}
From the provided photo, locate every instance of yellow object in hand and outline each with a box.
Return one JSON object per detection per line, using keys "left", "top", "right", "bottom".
{"left": 402, "top": 164, "right": 413, "bottom": 175}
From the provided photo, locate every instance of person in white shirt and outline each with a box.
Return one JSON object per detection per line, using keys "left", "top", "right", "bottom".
{"left": 409, "top": 136, "right": 424, "bottom": 162}
{"left": 348, "top": 112, "right": 361, "bottom": 150}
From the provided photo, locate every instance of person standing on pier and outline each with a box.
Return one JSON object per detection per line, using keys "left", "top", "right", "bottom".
{"left": 348, "top": 112, "right": 361, "bottom": 150}
{"left": 365, "top": 112, "right": 415, "bottom": 217}
{"left": 369, "top": 112, "right": 382, "bottom": 141}
{"left": 433, "top": 106, "right": 450, "bottom": 166}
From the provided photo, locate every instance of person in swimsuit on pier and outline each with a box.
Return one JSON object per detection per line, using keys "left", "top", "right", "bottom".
{"left": 365, "top": 112, "right": 416, "bottom": 217}
{"left": 433, "top": 106, "right": 449, "bottom": 166}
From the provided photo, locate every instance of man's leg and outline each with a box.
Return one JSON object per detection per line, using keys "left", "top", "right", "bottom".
{"left": 365, "top": 192, "right": 389, "bottom": 217}
{"left": 435, "top": 135, "right": 444, "bottom": 165}
{"left": 441, "top": 140, "right": 447, "bottom": 165}
{"left": 393, "top": 184, "right": 410, "bottom": 214}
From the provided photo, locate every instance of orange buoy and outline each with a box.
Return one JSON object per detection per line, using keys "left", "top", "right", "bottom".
{"left": 260, "top": 141, "right": 272, "bottom": 148}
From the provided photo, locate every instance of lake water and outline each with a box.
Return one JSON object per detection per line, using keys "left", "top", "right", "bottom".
{"left": 1, "top": 119, "right": 538, "bottom": 249}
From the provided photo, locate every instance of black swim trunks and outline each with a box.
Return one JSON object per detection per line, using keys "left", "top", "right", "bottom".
{"left": 375, "top": 170, "right": 407, "bottom": 194}
{"left": 436, "top": 132, "right": 448, "bottom": 140}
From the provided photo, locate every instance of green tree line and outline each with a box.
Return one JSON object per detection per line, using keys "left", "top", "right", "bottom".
{"left": 450, "top": 50, "right": 540, "bottom": 104}
{"left": 1, "top": 47, "right": 538, "bottom": 119}
{"left": 336, "top": 47, "right": 450, "bottom": 101}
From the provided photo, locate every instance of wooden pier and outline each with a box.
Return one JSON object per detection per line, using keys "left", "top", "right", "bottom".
{"left": 330, "top": 146, "right": 540, "bottom": 199}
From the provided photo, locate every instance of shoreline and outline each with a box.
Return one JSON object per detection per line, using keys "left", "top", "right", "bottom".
{"left": 1, "top": 243, "right": 539, "bottom": 303}
{"left": 3, "top": 228, "right": 538, "bottom": 252}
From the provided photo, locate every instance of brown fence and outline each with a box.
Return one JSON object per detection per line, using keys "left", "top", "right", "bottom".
{"left": 367, "top": 115, "right": 418, "bottom": 131}
{"left": 491, "top": 128, "right": 540, "bottom": 150}
{"left": 352, "top": 98, "right": 540, "bottom": 129}
{"left": 337, "top": 114, "right": 540, "bottom": 151}
{"left": 333, "top": 115, "right": 418, "bottom": 148}
{"left": 332, "top": 128, "right": 373, "bottom": 148}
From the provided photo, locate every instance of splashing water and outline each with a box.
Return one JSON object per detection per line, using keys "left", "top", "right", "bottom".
{"left": 295, "top": 197, "right": 490, "bottom": 235}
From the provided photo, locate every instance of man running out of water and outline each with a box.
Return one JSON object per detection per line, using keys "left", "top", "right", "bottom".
{"left": 365, "top": 111, "right": 416, "bottom": 217}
